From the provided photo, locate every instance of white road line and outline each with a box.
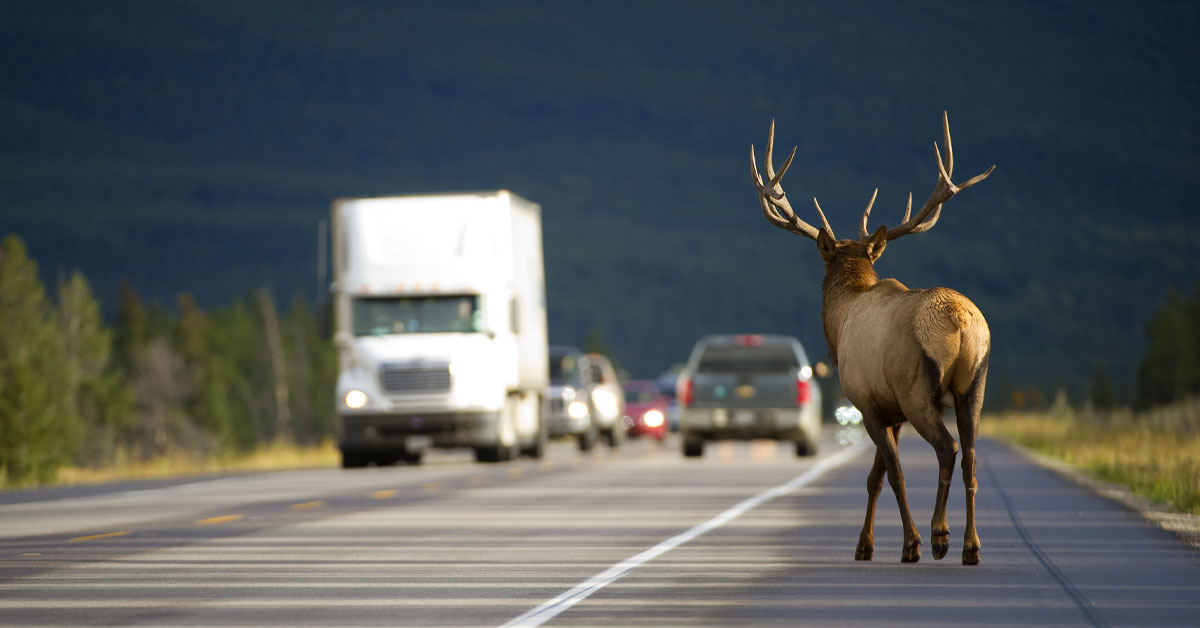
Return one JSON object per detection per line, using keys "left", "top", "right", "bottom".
{"left": 498, "top": 441, "right": 871, "bottom": 628}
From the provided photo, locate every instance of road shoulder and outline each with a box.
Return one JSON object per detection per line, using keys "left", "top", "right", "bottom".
{"left": 990, "top": 438, "right": 1200, "bottom": 548}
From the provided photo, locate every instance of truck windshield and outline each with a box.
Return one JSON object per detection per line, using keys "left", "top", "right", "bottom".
{"left": 696, "top": 345, "right": 800, "bottom": 373}
{"left": 352, "top": 295, "right": 480, "bottom": 336}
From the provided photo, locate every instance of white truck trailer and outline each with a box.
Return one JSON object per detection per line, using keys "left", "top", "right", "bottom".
{"left": 331, "top": 191, "right": 549, "bottom": 466}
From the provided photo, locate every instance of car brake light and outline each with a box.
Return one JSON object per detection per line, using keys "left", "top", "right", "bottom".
{"left": 679, "top": 377, "right": 693, "bottom": 407}
{"left": 796, "top": 379, "right": 811, "bottom": 405}
{"left": 736, "top": 334, "right": 764, "bottom": 346}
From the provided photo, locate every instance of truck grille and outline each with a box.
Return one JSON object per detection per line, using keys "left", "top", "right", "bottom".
{"left": 379, "top": 365, "right": 451, "bottom": 393}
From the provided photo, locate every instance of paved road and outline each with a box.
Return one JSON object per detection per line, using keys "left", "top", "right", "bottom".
{"left": 1, "top": 426, "right": 1197, "bottom": 627}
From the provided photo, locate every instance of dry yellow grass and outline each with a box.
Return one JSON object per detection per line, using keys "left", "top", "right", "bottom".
{"left": 53, "top": 439, "right": 340, "bottom": 487}
{"left": 982, "top": 399, "right": 1200, "bottom": 514}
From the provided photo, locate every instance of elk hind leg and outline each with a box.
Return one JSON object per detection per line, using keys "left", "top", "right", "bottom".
{"left": 905, "top": 354, "right": 959, "bottom": 561}
{"left": 956, "top": 354, "right": 989, "bottom": 566}
{"left": 910, "top": 414, "right": 958, "bottom": 561}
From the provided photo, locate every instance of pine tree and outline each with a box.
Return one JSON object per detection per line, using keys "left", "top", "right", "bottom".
{"left": 57, "top": 271, "right": 132, "bottom": 467}
{"left": 208, "top": 295, "right": 272, "bottom": 450}
{"left": 1136, "top": 289, "right": 1200, "bottom": 409}
{"left": 283, "top": 295, "right": 337, "bottom": 444}
{"left": 112, "top": 281, "right": 148, "bottom": 378}
{"left": 1187, "top": 284, "right": 1200, "bottom": 398}
{"left": 176, "top": 292, "right": 235, "bottom": 451}
{"left": 0, "top": 235, "right": 79, "bottom": 484}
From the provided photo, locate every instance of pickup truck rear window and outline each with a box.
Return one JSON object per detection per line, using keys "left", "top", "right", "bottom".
{"left": 696, "top": 345, "right": 800, "bottom": 373}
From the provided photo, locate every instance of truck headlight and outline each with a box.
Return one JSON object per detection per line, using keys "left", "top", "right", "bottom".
{"left": 568, "top": 400, "right": 589, "bottom": 419}
{"left": 344, "top": 389, "right": 369, "bottom": 410}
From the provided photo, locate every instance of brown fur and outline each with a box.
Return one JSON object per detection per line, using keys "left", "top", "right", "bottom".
{"left": 819, "top": 227, "right": 990, "bottom": 564}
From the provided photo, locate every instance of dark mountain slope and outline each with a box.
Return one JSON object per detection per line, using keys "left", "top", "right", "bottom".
{"left": 2, "top": 1, "right": 1198, "bottom": 401}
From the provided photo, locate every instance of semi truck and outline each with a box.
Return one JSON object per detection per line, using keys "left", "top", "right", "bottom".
{"left": 330, "top": 191, "right": 549, "bottom": 467}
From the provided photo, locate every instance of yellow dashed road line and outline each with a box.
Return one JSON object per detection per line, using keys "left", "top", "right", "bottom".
{"left": 69, "top": 531, "right": 131, "bottom": 543}
{"left": 371, "top": 489, "right": 397, "bottom": 499}
{"left": 196, "top": 514, "right": 243, "bottom": 526}
{"left": 422, "top": 482, "right": 442, "bottom": 492}
{"left": 289, "top": 500, "right": 325, "bottom": 511}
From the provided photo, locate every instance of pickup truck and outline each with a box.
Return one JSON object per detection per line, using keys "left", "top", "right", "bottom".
{"left": 676, "top": 334, "right": 822, "bottom": 457}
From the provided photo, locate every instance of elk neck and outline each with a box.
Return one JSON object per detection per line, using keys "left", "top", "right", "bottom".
{"left": 820, "top": 255, "right": 882, "bottom": 363}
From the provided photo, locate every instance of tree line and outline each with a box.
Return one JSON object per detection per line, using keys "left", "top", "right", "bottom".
{"left": 0, "top": 234, "right": 336, "bottom": 485}
{"left": 1130, "top": 284, "right": 1200, "bottom": 411}
{"left": 2, "top": 228, "right": 1197, "bottom": 485}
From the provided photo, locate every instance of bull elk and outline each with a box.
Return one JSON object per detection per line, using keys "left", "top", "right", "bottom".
{"left": 749, "top": 112, "right": 994, "bottom": 565}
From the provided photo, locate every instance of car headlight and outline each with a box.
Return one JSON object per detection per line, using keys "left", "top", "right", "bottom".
{"left": 568, "top": 400, "right": 590, "bottom": 419}
{"left": 642, "top": 409, "right": 665, "bottom": 428}
{"left": 592, "top": 389, "right": 618, "bottom": 418}
{"left": 835, "top": 404, "right": 863, "bottom": 426}
{"left": 344, "top": 389, "right": 369, "bottom": 410}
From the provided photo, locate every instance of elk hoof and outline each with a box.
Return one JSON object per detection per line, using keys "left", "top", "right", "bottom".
{"left": 932, "top": 532, "right": 950, "bottom": 560}
{"left": 962, "top": 544, "right": 981, "bottom": 566}
{"left": 855, "top": 544, "right": 874, "bottom": 561}
{"left": 901, "top": 540, "right": 921, "bottom": 563}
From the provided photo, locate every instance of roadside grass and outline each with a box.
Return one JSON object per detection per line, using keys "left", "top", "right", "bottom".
{"left": 982, "top": 398, "right": 1200, "bottom": 515}
{"left": 48, "top": 439, "right": 341, "bottom": 488}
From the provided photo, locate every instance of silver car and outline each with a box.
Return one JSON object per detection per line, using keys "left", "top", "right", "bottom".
{"left": 544, "top": 347, "right": 626, "bottom": 450}
{"left": 584, "top": 352, "right": 626, "bottom": 447}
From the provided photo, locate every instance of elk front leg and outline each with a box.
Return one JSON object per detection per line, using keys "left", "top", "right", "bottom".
{"left": 864, "top": 419, "right": 920, "bottom": 562}
{"left": 856, "top": 451, "right": 887, "bottom": 561}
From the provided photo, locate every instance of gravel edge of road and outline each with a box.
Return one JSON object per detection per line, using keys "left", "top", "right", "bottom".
{"left": 989, "top": 438, "right": 1200, "bottom": 549}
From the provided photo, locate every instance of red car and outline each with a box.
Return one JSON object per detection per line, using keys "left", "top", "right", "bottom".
{"left": 621, "top": 380, "right": 670, "bottom": 440}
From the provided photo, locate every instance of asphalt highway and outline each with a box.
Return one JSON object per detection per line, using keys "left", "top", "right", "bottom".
{"left": 1, "top": 426, "right": 1197, "bottom": 627}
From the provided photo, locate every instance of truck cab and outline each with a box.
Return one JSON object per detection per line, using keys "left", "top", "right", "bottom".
{"left": 332, "top": 191, "right": 549, "bottom": 466}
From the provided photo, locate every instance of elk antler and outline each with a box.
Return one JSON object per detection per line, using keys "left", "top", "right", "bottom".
{"left": 750, "top": 120, "right": 834, "bottom": 240}
{"left": 880, "top": 111, "right": 996, "bottom": 242}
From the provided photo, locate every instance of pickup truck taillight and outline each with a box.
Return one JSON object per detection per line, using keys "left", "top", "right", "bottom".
{"left": 796, "top": 379, "right": 812, "bottom": 405}
{"left": 678, "top": 377, "right": 693, "bottom": 407}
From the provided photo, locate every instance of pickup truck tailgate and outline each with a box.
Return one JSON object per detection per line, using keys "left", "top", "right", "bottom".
{"left": 691, "top": 372, "right": 798, "bottom": 408}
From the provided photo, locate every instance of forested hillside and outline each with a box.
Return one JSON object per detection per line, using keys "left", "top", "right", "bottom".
{"left": 2, "top": 1, "right": 1199, "bottom": 405}
{"left": 0, "top": 234, "right": 335, "bottom": 485}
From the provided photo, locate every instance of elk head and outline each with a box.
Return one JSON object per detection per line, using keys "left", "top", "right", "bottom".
{"left": 749, "top": 112, "right": 995, "bottom": 267}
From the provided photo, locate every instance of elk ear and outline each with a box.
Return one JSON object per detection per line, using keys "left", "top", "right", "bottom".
{"left": 817, "top": 228, "right": 837, "bottom": 261}
{"left": 866, "top": 225, "right": 887, "bottom": 262}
